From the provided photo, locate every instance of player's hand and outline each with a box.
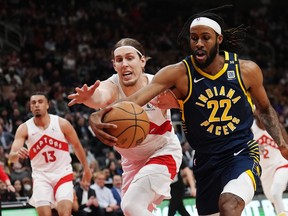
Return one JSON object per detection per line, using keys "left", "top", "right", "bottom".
{"left": 82, "top": 167, "right": 92, "bottom": 185}
{"left": 150, "top": 89, "right": 180, "bottom": 109}
{"left": 67, "top": 80, "right": 101, "bottom": 106}
{"left": 279, "top": 144, "right": 288, "bottom": 160}
{"left": 190, "top": 186, "right": 197, "bottom": 197}
{"left": 89, "top": 107, "right": 118, "bottom": 146}
{"left": 18, "top": 147, "right": 29, "bottom": 159}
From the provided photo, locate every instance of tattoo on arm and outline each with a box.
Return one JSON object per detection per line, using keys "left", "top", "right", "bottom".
{"left": 259, "top": 106, "right": 285, "bottom": 146}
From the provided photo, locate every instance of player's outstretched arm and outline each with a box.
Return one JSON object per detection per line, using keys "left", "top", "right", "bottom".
{"left": 67, "top": 80, "right": 118, "bottom": 109}
{"left": 125, "top": 62, "right": 187, "bottom": 107}
{"left": 67, "top": 80, "right": 101, "bottom": 107}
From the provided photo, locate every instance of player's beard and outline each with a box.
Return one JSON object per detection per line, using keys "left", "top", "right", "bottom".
{"left": 194, "top": 42, "right": 218, "bottom": 69}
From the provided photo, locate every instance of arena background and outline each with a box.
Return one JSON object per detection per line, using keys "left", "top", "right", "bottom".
{"left": 0, "top": 0, "right": 287, "bottom": 215}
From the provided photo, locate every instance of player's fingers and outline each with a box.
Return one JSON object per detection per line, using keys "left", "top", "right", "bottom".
{"left": 90, "top": 80, "right": 101, "bottom": 91}
{"left": 18, "top": 149, "right": 28, "bottom": 159}
{"left": 22, "top": 148, "right": 29, "bottom": 156}
{"left": 75, "top": 87, "right": 84, "bottom": 94}
{"left": 96, "top": 135, "right": 117, "bottom": 147}
{"left": 67, "top": 93, "right": 76, "bottom": 99}
{"left": 82, "top": 84, "right": 88, "bottom": 92}
{"left": 67, "top": 99, "right": 76, "bottom": 106}
{"left": 90, "top": 123, "right": 117, "bottom": 144}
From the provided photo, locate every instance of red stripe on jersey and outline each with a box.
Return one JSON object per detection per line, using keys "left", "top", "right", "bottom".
{"left": 145, "top": 155, "right": 177, "bottom": 179}
{"left": 29, "top": 135, "right": 69, "bottom": 160}
{"left": 276, "top": 164, "right": 288, "bottom": 171}
{"left": 149, "top": 120, "right": 172, "bottom": 135}
{"left": 54, "top": 173, "right": 73, "bottom": 197}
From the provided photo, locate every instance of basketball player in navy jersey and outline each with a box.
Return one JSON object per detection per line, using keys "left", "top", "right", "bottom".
{"left": 89, "top": 6, "right": 288, "bottom": 216}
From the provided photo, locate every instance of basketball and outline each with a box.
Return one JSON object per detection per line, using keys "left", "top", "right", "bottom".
{"left": 103, "top": 101, "right": 150, "bottom": 149}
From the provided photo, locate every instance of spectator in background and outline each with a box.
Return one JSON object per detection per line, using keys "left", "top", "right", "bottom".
{"left": 21, "top": 176, "right": 33, "bottom": 198}
{"left": 0, "top": 123, "right": 14, "bottom": 152}
{"left": 9, "top": 161, "right": 31, "bottom": 183}
{"left": 83, "top": 147, "right": 97, "bottom": 166}
{"left": 91, "top": 171, "right": 119, "bottom": 216}
{"left": 73, "top": 176, "right": 103, "bottom": 216}
{"left": 168, "top": 157, "right": 196, "bottom": 216}
{"left": 102, "top": 168, "right": 113, "bottom": 187}
{"left": 105, "top": 151, "right": 119, "bottom": 167}
{"left": 75, "top": 116, "right": 92, "bottom": 147}
{"left": 89, "top": 160, "right": 101, "bottom": 174}
{"left": 13, "top": 179, "right": 24, "bottom": 198}
{"left": 106, "top": 160, "right": 123, "bottom": 180}
{"left": 50, "top": 83, "right": 71, "bottom": 117}
{"left": 0, "top": 179, "right": 17, "bottom": 202}
{"left": 0, "top": 109, "right": 13, "bottom": 133}
{"left": 181, "top": 140, "right": 194, "bottom": 169}
{"left": 110, "top": 175, "right": 124, "bottom": 216}
{"left": 4, "top": 66, "right": 23, "bottom": 87}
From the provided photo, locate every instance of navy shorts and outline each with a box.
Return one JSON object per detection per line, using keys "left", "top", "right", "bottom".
{"left": 193, "top": 143, "right": 261, "bottom": 215}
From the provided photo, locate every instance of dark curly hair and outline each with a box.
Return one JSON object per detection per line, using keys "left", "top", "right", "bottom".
{"left": 177, "top": 5, "right": 249, "bottom": 53}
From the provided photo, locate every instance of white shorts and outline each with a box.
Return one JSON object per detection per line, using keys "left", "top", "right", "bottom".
{"left": 222, "top": 172, "right": 254, "bottom": 205}
{"left": 29, "top": 167, "right": 73, "bottom": 208}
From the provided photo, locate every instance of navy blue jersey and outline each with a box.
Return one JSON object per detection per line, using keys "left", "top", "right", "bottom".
{"left": 180, "top": 51, "right": 261, "bottom": 214}
{"left": 181, "top": 51, "right": 254, "bottom": 154}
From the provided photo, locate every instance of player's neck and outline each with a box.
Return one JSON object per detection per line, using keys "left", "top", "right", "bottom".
{"left": 33, "top": 113, "right": 50, "bottom": 130}
{"left": 202, "top": 55, "right": 225, "bottom": 76}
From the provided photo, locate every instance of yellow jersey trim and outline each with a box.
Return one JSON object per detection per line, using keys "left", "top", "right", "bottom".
{"left": 191, "top": 51, "right": 229, "bottom": 80}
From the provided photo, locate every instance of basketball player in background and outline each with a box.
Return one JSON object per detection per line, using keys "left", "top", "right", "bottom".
{"left": 67, "top": 38, "right": 182, "bottom": 216}
{"left": 252, "top": 110, "right": 288, "bottom": 215}
{"left": 168, "top": 156, "right": 196, "bottom": 216}
{"left": 9, "top": 92, "right": 92, "bottom": 216}
{"left": 88, "top": 6, "right": 288, "bottom": 216}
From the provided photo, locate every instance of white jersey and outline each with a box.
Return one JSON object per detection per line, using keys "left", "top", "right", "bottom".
{"left": 108, "top": 73, "right": 182, "bottom": 194}
{"left": 251, "top": 120, "right": 288, "bottom": 175}
{"left": 252, "top": 120, "right": 288, "bottom": 214}
{"left": 26, "top": 114, "right": 72, "bottom": 172}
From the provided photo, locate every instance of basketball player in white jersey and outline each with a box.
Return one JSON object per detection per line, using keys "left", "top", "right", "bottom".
{"left": 68, "top": 38, "right": 182, "bottom": 216}
{"left": 252, "top": 111, "right": 288, "bottom": 215}
{"left": 9, "top": 92, "right": 92, "bottom": 216}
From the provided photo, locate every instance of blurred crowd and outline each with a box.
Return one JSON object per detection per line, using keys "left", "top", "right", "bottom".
{"left": 0, "top": 0, "right": 288, "bottom": 211}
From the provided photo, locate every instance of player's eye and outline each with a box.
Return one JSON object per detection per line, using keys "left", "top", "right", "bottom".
{"left": 115, "top": 58, "right": 123, "bottom": 63}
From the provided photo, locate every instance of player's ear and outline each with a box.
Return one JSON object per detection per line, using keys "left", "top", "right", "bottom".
{"left": 112, "top": 59, "right": 117, "bottom": 71}
{"left": 217, "top": 34, "right": 223, "bottom": 44}
{"left": 141, "top": 56, "right": 146, "bottom": 71}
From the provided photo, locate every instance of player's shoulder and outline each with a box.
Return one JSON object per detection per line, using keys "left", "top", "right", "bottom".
{"left": 15, "top": 122, "right": 28, "bottom": 136}
{"left": 57, "top": 115, "right": 70, "bottom": 125}
{"left": 239, "top": 59, "right": 261, "bottom": 71}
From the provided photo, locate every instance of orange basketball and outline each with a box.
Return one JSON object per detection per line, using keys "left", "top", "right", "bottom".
{"left": 103, "top": 101, "right": 150, "bottom": 148}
